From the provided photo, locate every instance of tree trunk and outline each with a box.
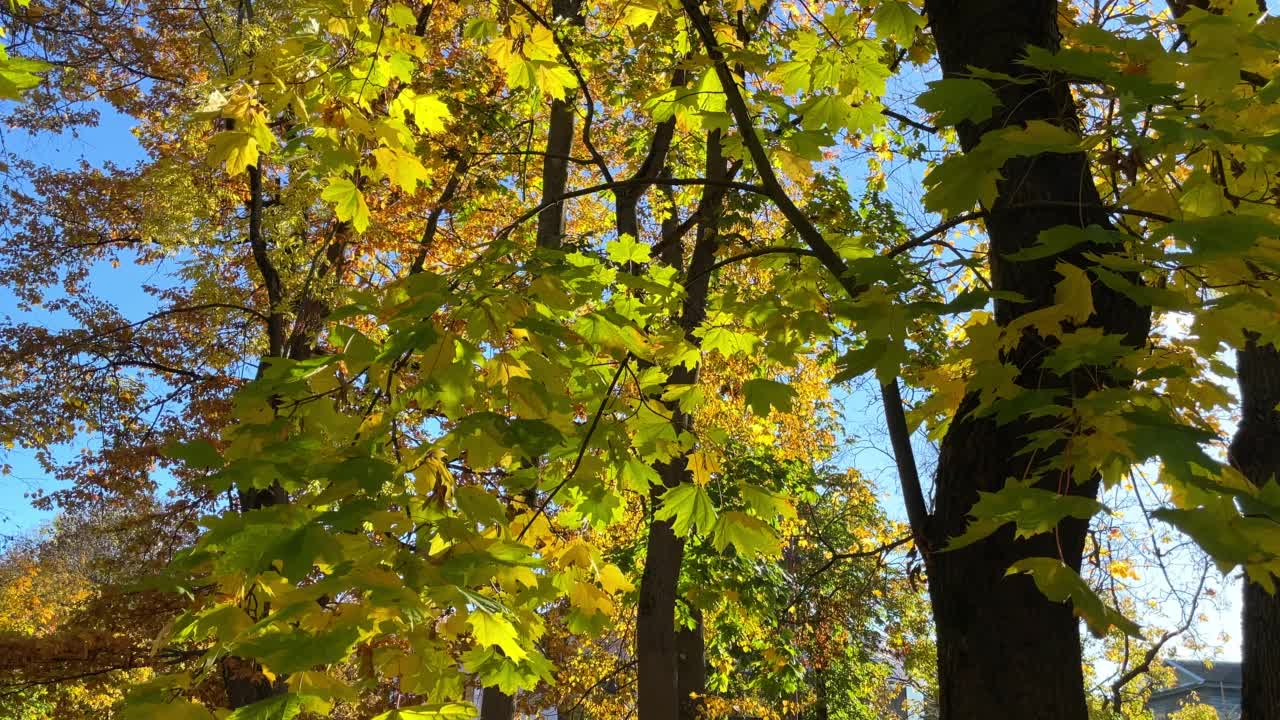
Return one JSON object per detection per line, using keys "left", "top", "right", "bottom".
{"left": 638, "top": 500, "right": 687, "bottom": 720}
{"left": 922, "top": 2, "right": 1150, "bottom": 719}
{"left": 638, "top": 131, "right": 726, "bottom": 720}
{"left": 480, "top": 686, "right": 515, "bottom": 720}
{"left": 1229, "top": 337, "right": 1280, "bottom": 720}
{"left": 534, "top": 0, "right": 583, "bottom": 250}
{"left": 676, "top": 606, "right": 705, "bottom": 720}
{"left": 813, "top": 668, "right": 829, "bottom": 720}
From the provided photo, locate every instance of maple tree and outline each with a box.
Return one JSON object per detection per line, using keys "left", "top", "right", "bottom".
{"left": 0, "top": 0, "right": 1278, "bottom": 719}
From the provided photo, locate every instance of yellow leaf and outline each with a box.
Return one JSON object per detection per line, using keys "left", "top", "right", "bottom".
{"left": 569, "top": 579, "right": 613, "bottom": 616}
{"left": 373, "top": 147, "right": 429, "bottom": 194}
{"left": 557, "top": 540, "right": 596, "bottom": 569}
{"left": 399, "top": 91, "right": 452, "bottom": 134}
{"left": 621, "top": 0, "right": 662, "bottom": 28}
{"left": 598, "top": 563, "right": 634, "bottom": 594}
{"left": 208, "top": 131, "right": 258, "bottom": 175}
{"left": 688, "top": 450, "right": 721, "bottom": 486}
{"left": 1053, "top": 262, "right": 1094, "bottom": 324}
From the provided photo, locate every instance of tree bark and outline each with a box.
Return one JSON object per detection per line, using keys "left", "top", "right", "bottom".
{"left": 534, "top": 0, "right": 584, "bottom": 250}
{"left": 222, "top": 161, "right": 290, "bottom": 707}
{"left": 921, "top": 2, "right": 1150, "bottom": 719}
{"left": 638, "top": 503, "right": 686, "bottom": 720}
{"left": 1229, "top": 337, "right": 1280, "bottom": 720}
{"left": 676, "top": 605, "right": 705, "bottom": 720}
{"left": 479, "top": 686, "right": 515, "bottom": 720}
{"left": 637, "top": 131, "right": 726, "bottom": 720}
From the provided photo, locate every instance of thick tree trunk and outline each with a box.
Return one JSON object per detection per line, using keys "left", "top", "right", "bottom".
{"left": 676, "top": 605, "right": 705, "bottom": 720}
{"left": 637, "top": 132, "right": 726, "bottom": 720}
{"left": 638, "top": 497, "right": 687, "bottom": 720}
{"left": 922, "top": 2, "right": 1150, "bottom": 719}
{"left": 534, "top": 0, "right": 583, "bottom": 250}
{"left": 479, "top": 686, "right": 515, "bottom": 720}
{"left": 1229, "top": 338, "right": 1280, "bottom": 720}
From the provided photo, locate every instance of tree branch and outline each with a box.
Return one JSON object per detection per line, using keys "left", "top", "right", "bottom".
{"left": 680, "top": 0, "right": 932, "bottom": 552}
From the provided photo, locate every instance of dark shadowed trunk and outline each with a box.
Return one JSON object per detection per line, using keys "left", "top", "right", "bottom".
{"left": 638, "top": 501, "right": 686, "bottom": 720}
{"left": 534, "top": 0, "right": 584, "bottom": 250}
{"left": 921, "top": 2, "right": 1150, "bottom": 719}
{"left": 637, "top": 131, "right": 726, "bottom": 720}
{"left": 1229, "top": 337, "right": 1280, "bottom": 720}
{"left": 480, "top": 686, "right": 515, "bottom": 720}
{"left": 676, "top": 605, "right": 705, "bottom": 720}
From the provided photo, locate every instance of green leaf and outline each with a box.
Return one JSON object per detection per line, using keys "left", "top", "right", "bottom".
{"left": 1153, "top": 505, "right": 1280, "bottom": 590}
{"left": 629, "top": 401, "right": 678, "bottom": 459}
{"left": 947, "top": 479, "right": 1104, "bottom": 550}
{"left": 741, "top": 378, "right": 796, "bottom": 416}
{"left": 698, "top": 325, "right": 759, "bottom": 358}
{"left": 739, "top": 482, "right": 796, "bottom": 521}
{"left": 0, "top": 56, "right": 49, "bottom": 100}
{"left": 464, "top": 17, "right": 498, "bottom": 41}
{"left": 270, "top": 523, "right": 343, "bottom": 581}
{"left": 1004, "top": 225, "right": 1122, "bottom": 262}
{"left": 372, "top": 704, "right": 478, "bottom": 720}
{"left": 872, "top": 0, "right": 925, "bottom": 44}
{"left": 606, "top": 234, "right": 651, "bottom": 264}
{"left": 322, "top": 177, "right": 371, "bottom": 233}
{"left": 288, "top": 671, "right": 358, "bottom": 702}
{"left": 711, "top": 511, "right": 782, "bottom": 559}
{"left": 832, "top": 338, "right": 898, "bottom": 384}
{"left": 661, "top": 384, "right": 706, "bottom": 414}
{"left": 620, "top": 458, "right": 661, "bottom": 492}
{"left": 1042, "top": 327, "right": 1133, "bottom": 375}
{"left": 455, "top": 486, "right": 507, "bottom": 528}
{"left": 654, "top": 483, "right": 718, "bottom": 536}
{"left": 574, "top": 312, "right": 650, "bottom": 358}
{"left": 226, "top": 694, "right": 329, "bottom": 720}
{"left": 1006, "top": 557, "right": 1141, "bottom": 637}
{"left": 468, "top": 611, "right": 529, "bottom": 662}
{"left": 921, "top": 151, "right": 999, "bottom": 216}
{"left": 164, "top": 439, "right": 223, "bottom": 470}
{"left": 386, "top": 3, "right": 418, "bottom": 28}
{"left": 916, "top": 78, "right": 1001, "bottom": 127}
{"left": 234, "top": 625, "right": 363, "bottom": 674}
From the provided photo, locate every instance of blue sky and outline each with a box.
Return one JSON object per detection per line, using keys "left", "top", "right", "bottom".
{"left": 0, "top": 102, "right": 154, "bottom": 535}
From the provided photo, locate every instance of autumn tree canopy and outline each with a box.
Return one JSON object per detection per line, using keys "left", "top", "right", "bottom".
{"left": 0, "top": 0, "right": 1278, "bottom": 719}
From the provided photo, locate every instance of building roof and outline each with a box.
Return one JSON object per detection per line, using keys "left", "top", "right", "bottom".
{"left": 1167, "top": 659, "right": 1242, "bottom": 687}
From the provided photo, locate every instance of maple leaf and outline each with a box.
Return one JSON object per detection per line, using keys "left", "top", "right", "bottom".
{"left": 655, "top": 483, "right": 718, "bottom": 536}
{"left": 374, "top": 147, "right": 430, "bottom": 193}
{"left": 321, "top": 176, "right": 371, "bottom": 233}
{"left": 467, "top": 612, "right": 528, "bottom": 662}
